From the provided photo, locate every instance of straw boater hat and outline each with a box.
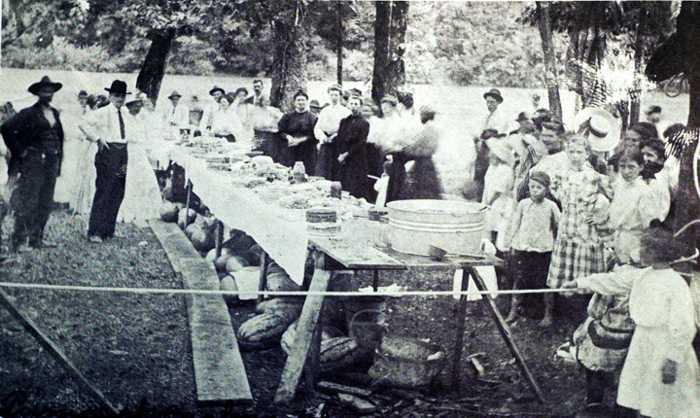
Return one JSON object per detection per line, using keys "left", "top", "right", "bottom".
{"left": 574, "top": 107, "right": 621, "bottom": 153}
{"left": 327, "top": 84, "right": 343, "bottom": 94}
{"left": 28, "top": 76, "right": 63, "bottom": 95}
{"left": 483, "top": 88, "right": 503, "bottom": 103}
{"left": 380, "top": 95, "right": 398, "bottom": 105}
{"left": 485, "top": 139, "right": 515, "bottom": 166}
{"left": 126, "top": 92, "right": 145, "bottom": 107}
{"left": 168, "top": 90, "right": 182, "bottom": 100}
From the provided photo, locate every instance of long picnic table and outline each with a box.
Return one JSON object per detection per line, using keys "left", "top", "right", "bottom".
{"left": 168, "top": 145, "right": 309, "bottom": 285}
{"left": 167, "top": 145, "right": 545, "bottom": 405}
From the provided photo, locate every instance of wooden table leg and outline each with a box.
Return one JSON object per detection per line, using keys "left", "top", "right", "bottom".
{"left": 257, "top": 251, "right": 268, "bottom": 305}
{"left": 0, "top": 289, "right": 121, "bottom": 414}
{"left": 274, "top": 250, "right": 331, "bottom": 405}
{"left": 214, "top": 221, "right": 224, "bottom": 258}
{"left": 467, "top": 267, "right": 547, "bottom": 403}
{"left": 451, "top": 268, "right": 470, "bottom": 391}
{"left": 372, "top": 270, "right": 379, "bottom": 291}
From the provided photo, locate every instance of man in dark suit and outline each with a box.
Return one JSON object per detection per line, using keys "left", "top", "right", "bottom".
{"left": 1, "top": 76, "right": 65, "bottom": 252}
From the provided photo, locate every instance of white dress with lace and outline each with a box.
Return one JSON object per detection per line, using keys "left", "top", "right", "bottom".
{"left": 117, "top": 113, "right": 162, "bottom": 227}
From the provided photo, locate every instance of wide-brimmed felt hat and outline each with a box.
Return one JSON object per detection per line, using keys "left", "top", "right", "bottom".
{"left": 28, "top": 76, "right": 63, "bottom": 95}
{"left": 309, "top": 100, "right": 322, "bottom": 109}
{"left": 209, "top": 86, "right": 225, "bottom": 96}
{"left": 104, "top": 80, "right": 131, "bottom": 95}
{"left": 644, "top": 105, "right": 662, "bottom": 115}
{"left": 516, "top": 111, "right": 530, "bottom": 123}
{"left": 168, "top": 90, "right": 182, "bottom": 99}
{"left": 485, "top": 138, "right": 515, "bottom": 166}
{"left": 574, "top": 107, "right": 621, "bottom": 153}
{"left": 483, "top": 88, "right": 503, "bottom": 103}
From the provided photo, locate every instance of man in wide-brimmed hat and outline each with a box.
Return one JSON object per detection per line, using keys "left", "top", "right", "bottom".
{"left": 314, "top": 83, "right": 350, "bottom": 180}
{"left": 479, "top": 88, "right": 512, "bottom": 137}
{"left": 79, "top": 79, "right": 133, "bottom": 243}
{"left": 1, "top": 75, "right": 64, "bottom": 251}
{"left": 161, "top": 90, "right": 189, "bottom": 138}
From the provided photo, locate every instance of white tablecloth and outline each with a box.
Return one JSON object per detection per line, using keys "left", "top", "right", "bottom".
{"left": 169, "top": 146, "right": 308, "bottom": 285}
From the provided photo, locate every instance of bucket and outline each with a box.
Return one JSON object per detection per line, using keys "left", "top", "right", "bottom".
{"left": 368, "top": 336, "right": 446, "bottom": 388}
{"left": 386, "top": 200, "right": 486, "bottom": 256}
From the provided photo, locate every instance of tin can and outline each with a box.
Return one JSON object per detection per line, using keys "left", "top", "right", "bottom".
{"left": 330, "top": 181, "right": 342, "bottom": 199}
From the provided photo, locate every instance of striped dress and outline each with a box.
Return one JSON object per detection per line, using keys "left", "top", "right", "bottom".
{"left": 546, "top": 163, "right": 610, "bottom": 289}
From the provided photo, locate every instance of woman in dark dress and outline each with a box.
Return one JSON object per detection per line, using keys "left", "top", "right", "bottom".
{"left": 276, "top": 90, "right": 318, "bottom": 174}
{"left": 337, "top": 96, "right": 370, "bottom": 199}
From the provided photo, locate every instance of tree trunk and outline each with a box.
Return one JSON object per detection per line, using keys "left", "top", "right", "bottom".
{"left": 270, "top": 13, "right": 309, "bottom": 113}
{"left": 371, "top": 0, "right": 409, "bottom": 106}
{"left": 629, "top": 15, "right": 645, "bottom": 126}
{"left": 136, "top": 28, "right": 175, "bottom": 104}
{"left": 674, "top": 2, "right": 700, "bottom": 261}
{"left": 336, "top": 0, "right": 343, "bottom": 86}
{"left": 535, "top": 2, "right": 562, "bottom": 121}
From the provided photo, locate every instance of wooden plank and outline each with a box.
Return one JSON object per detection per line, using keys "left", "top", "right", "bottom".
{"left": 274, "top": 251, "right": 332, "bottom": 404}
{"left": 308, "top": 237, "right": 502, "bottom": 271}
{"left": 149, "top": 220, "right": 253, "bottom": 405}
{"left": 467, "top": 267, "right": 546, "bottom": 404}
{"left": 0, "top": 289, "right": 121, "bottom": 415}
{"left": 309, "top": 237, "right": 405, "bottom": 270}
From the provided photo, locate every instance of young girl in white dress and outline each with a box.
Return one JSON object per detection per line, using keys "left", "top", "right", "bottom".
{"left": 618, "top": 225, "right": 698, "bottom": 418}
{"left": 117, "top": 97, "right": 162, "bottom": 227}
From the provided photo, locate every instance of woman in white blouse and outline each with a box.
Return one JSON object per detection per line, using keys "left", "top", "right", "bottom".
{"left": 210, "top": 94, "right": 245, "bottom": 142}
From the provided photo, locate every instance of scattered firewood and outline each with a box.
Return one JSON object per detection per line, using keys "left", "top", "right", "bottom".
{"left": 317, "top": 381, "right": 373, "bottom": 398}
{"left": 337, "top": 393, "right": 377, "bottom": 414}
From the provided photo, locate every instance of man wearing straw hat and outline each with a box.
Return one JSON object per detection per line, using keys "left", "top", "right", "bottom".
{"left": 162, "top": 90, "right": 189, "bottom": 138}
{"left": 79, "top": 80, "right": 132, "bottom": 243}
{"left": 1, "top": 76, "right": 65, "bottom": 251}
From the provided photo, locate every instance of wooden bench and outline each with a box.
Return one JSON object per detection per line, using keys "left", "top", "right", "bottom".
{"left": 150, "top": 220, "right": 253, "bottom": 405}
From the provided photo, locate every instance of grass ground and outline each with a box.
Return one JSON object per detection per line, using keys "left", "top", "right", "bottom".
{"left": 1, "top": 211, "right": 590, "bottom": 417}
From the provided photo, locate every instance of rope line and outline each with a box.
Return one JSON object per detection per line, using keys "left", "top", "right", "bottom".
{"left": 0, "top": 281, "right": 586, "bottom": 298}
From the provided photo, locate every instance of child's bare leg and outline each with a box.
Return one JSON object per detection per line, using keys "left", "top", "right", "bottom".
{"left": 539, "top": 293, "right": 554, "bottom": 327}
{"left": 505, "top": 277, "right": 521, "bottom": 323}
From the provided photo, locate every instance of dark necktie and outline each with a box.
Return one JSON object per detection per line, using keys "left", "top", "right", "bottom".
{"left": 117, "top": 109, "right": 125, "bottom": 139}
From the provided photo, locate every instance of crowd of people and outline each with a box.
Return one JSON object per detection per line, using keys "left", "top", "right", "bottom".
{"left": 468, "top": 88, "right": 698, "bottom": 417}
{"left": 1, "top": 74, "right": 699, "bottom": 418}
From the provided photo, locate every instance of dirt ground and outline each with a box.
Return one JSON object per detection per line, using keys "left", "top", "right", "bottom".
{"left": 1, "top": 212, "right": 589, "bottom": 417}
{"left": 0, "top": 212, "right": 206, "bottom": 417}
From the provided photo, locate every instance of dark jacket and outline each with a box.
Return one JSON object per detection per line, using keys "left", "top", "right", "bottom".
{"left": 1, "top": 102, "right": 64, "bottom": 176}
{"left": 277, "top": 110, "right": 318, "bottom": 175}
{"left": 337, "top": 114, "right": 370, "bottom": 199}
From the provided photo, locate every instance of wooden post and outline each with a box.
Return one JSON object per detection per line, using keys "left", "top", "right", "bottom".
{"left": 275, "top": 250, "right": 331, "bottom": 405}
{"left": 0, "top": 289, "right": 121, "bottom": 414}
{"left": 257, "top": 251, "right": 269, "bottom": 305}
{"left": 451, "top": 268, "right": 470, "bottom": 390}
{"left": 467, "top": 267, "right": 546, "bottom": 403}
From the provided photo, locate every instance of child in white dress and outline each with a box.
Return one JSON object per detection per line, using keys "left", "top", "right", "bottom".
{"left": 618, "top": 226, "right": 698, "bottom": 418}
